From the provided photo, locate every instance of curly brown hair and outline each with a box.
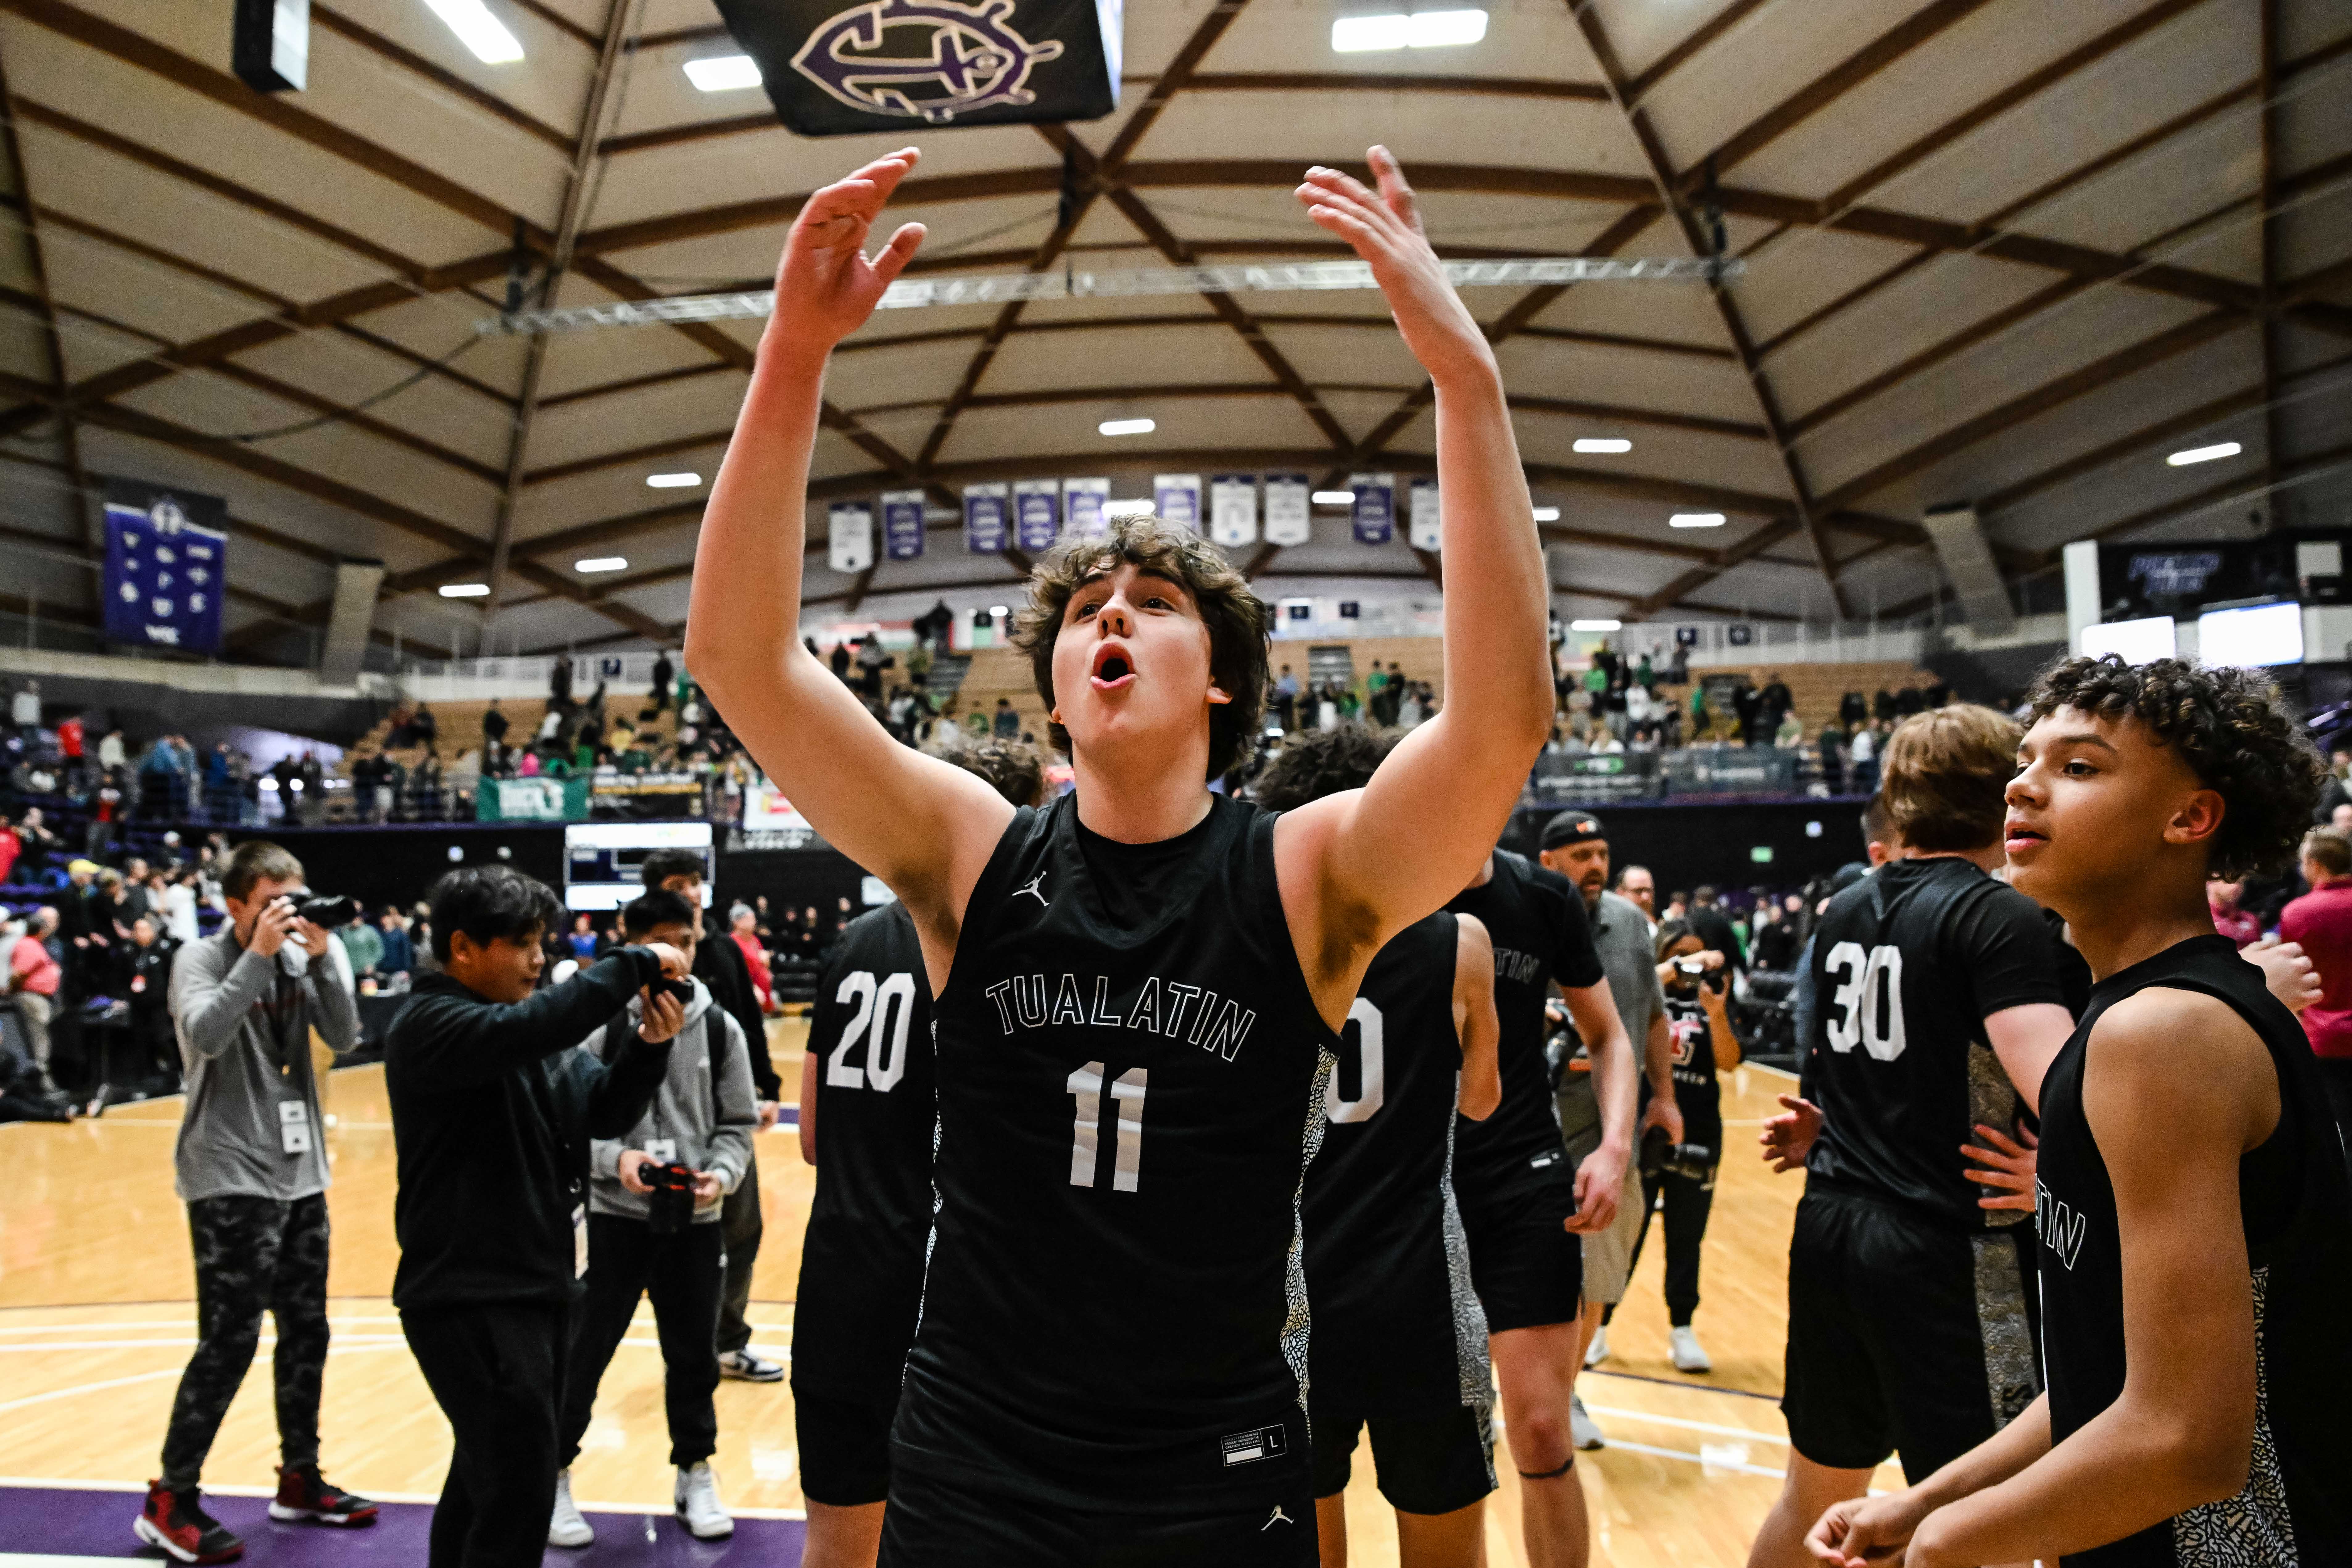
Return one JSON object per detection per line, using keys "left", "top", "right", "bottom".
{"left": 2024, "top": 654, "right": 2327, "bottom": 878}
{"left": 926, "top": 734, "right": 1048, "bottom": 808}
{"left": 1251, "top": 722, "right": 1391, "bottom": 810}
{"left": 1011, "top": 515, "right": 1270, "bottom": 781}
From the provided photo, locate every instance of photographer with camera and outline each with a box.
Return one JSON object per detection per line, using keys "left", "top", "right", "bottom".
{"left": 139, "top": 842, "right": 371, "bottom": 1566}
{"left": 549, "top": 889, "right": 756, "bottom": 1548}
{"left": 386, "top": 865, "right": 689, "bottom": 1568}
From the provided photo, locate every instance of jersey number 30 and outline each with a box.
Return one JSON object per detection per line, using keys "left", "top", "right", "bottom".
{"left": 827, "top": 971, "right": 916, "bottom": 1092}
{"left": 1823, "top": 941, "right": 1906, "bottom": 1061}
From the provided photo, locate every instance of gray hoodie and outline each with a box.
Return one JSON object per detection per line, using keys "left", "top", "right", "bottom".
{"left": 582, "top": 976, "right": 757, "bottom": 1223}
{"left": 170, "top": 927, "right": 359, "bottom": 1203}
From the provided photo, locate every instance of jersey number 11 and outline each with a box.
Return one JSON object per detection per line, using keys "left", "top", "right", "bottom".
{"left": 1068, "top": 1063, "right": 1147, "bottom": 1192}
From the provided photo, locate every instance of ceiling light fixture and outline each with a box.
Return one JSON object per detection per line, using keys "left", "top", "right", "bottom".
{"left": 1573, "top": 437, "right": 1632, "bottom": 454}
{"left": 646, "top": 472, "right": 703, "bottom": 488}
{"left": 988, "top": 605, "right": 1010, "bottom": 618}
{"left": 2167, "top": 441, "right": 2243, "bottom": 467}
{"left": 575, "top": 557, "right": 628, "bottom": 574}
{"left": 439, "top": 583, "right": 491, "bottom": 598}
{"left": 421, "top": 0, "right": 525, "bottom": 63}
{"left": 683, "top": 55, "right": 762, "bottom": 92}
{"left": 1312, "top": 490, "right": 1356, "bottom": 505}
{"left": 1532, "top": 506, "right": 1560, "bottom": 522}
{"left": 1333, "top": 8, "right": 1488, "bottom": 52}
{"left": 1098, "top": 417, "right": 1156, "bottom": 436}
{"left": 1571, "top": 619, "right": 1622, "bottom": 632}
{"left": 1669, "top": 512, "right": 1726, "bottom": 529}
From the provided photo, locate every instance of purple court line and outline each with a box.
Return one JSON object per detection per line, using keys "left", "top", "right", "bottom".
{"left": 0, "top": 1484, "right": 803, "bottom": 1565}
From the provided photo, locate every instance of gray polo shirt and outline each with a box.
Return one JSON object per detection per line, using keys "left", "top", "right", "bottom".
{"left": 1555, "top": 889, "right": 1666, "bottom": 1142}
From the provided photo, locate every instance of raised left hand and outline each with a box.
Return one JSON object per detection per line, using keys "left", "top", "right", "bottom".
{"left": 295, "top": 919, "right": 331, "bottom": 958}
{"left": 1296, "top": 148, "right": 1496, "bottom": 388}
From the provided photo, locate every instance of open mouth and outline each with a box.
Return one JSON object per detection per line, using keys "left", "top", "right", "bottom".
{"left": 1089, "top": 643, "right": 1136, "bottom": 691}
{"left": 2003, "top": 819, "right": 2047, "bottom": 852}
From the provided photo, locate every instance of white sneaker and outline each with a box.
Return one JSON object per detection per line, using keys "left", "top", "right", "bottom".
{"left": 1569, "top": 1392, "right": 1606, "bottom": 1450}
{"left": 1670, "top": 1324, "right": 1713, "bottom": 1373}
{"left": 547, "top": 1469, "right": 593, "bottom": 1549}
{"left": 674, "top": 1462, "right": 734, "bottom": 1541}
{"left": 1583, "top": 1325, "right": 1610, "bottom": 1368}
{"left": 717, "top": 1347, "right": 784, "bottom": 1382}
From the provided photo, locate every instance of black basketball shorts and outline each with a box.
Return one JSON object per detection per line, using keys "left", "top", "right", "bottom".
{"left": 1310, "top": 1406, "right": 1495, "bottom": 1516}
{"left": 794, "top": 1390, "right": 895, "bottom": 1507}
{"left": 1781, "top": 1188, "right": 2040, "bottom": 1483}
{"left": 876, "top": 1464, "right": 1317, "bottom": 1567}
{"left": 1458, "top": 1173, "right": 1583, "bottom": 1333}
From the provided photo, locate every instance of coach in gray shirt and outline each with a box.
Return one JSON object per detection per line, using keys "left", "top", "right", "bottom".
{"left": 139, "top": 841, "right": 374, "bottom": 1565}
{"left": 1536, "top": 811, "right": 1680, "bottom": 1437}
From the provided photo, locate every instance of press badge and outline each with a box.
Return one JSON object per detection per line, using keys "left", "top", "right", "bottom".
{"left": 573, "top": 1204, "right": 589, "bottom": 1278}
{"left": 643, "top": 1138, "right": 678, "bottom": 1165}
{"left": 277, "top": 1100, "right": 312, "bottom": 1155}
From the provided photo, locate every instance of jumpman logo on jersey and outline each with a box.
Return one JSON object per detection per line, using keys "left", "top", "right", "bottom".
{"left": 1262, "top": 1506, "right": 1293, "bottom": 1530}
{"left": 1014, "top": 872, "right": 1050, "bottom": 907}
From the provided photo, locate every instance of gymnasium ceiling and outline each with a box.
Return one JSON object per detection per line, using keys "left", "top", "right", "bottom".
{"left": 0, "top": 0, "right": 2346, "bottom": 662}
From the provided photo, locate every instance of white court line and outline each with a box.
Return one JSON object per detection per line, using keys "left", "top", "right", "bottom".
{"left": 0, "top": 1346, "right": 412, "bottom": 1416}
{"left": 1599, "top": 1436, "right": 1789, "bottom": 1481}
{"left": 0, "top": 1553, "right": 149, "bottom": 1564}
{"left": 0, "top": 1477, "right": 807, "bottom": 1522}
{"left": 1584, "top": 1405, "right": 1794, "bottom": 1446}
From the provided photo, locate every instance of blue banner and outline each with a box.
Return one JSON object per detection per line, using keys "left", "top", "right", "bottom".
{"left": 882, "top": 489, "right": 926, "bottom": 560}
{"left": 1349, "top": 472, "right": 1395, "bottom": 546}
{"left": 1014, "top": 479, "right": 1059, "bottom": 552}
{"left": 102, "top": 479, "right": 228, "bottom": 654}
{"left": 964, "top": 483, "right": 1008, "bottom": 553}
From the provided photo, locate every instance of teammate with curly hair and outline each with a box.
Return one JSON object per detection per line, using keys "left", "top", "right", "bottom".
{"left": 1807, "top": 655, "right": 2352, "bottom": 1568}
{"left": 686, "top": 145, "right": 1553, "bottom": 1566}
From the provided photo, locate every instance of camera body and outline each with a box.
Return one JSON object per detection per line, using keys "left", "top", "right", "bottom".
{"left": 653, "top": 976, "right": 695, "bottom": 1005}
{"left": 1638, "top": 1124, "right": 1715, "bottom": 1183}
{"left": 639, "top": 1158, "right": 698, "bottom": 1234}
{"left": 282, "top": 891, "right": 357, "bottom": 928}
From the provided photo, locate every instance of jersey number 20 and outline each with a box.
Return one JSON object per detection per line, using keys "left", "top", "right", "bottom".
{"left": 828, "top": 971, "right": 915, "bottom": 1092}
{"left": 1823, "top": 941, "right": 1906, "bottom": 1061}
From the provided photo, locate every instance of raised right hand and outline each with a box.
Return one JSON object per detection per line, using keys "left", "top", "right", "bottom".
{"left": 769, "top": 149, "right": 928, "bottom": 356}
{"left": 1759, "top": 1092, "right": 1822, "bottom": 1173}
{"left": 638, "top": 986, "right": 686, "bottom": 1044}
{"left": 1295, "top": 148, "right": 1495, "bottom": 389}
{"left": 617, "top": 1148, "right": 654, "bottom": 1195}
{"left": 248, "top": 896, "right": 301, "bottom": 957}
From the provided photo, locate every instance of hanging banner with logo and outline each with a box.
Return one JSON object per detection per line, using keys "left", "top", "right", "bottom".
{"left": 882, "top": 489, "right": 926, "bottom": 560}
{"left": 962, "top": 482, "right": 1009, "bottom": 554}
{"left": 1063, "top": 477, "right": 1110, "bottom": 540}
{"left": 1264, "top": 473, "right": 1312, "bottom": 546}
{"left": 1209, "top": 474, "right": 1257, "bottom": 548}
{"left": 1349, "top": 473, "right": 1396, "bottom": 546}
{"left": 711, "top": 0, "right": 1123, "bottom": 139}
{"left": 1408, "top": 477, "right": 1442, "bottom": 551}
{"left": 828, "top": 501, "right": 874, "bottom": 573}
{"left": 1014, "top": 479, "right": 1060, "bottom": 552}
{"left": 102, "top": 478, "right": 229, "bottom": 654}
{"left": 1153, "top": 473, "right": 1202, "bottom": 531}
{"left": 477, "top": 775, "right": 590, "bottom": 822}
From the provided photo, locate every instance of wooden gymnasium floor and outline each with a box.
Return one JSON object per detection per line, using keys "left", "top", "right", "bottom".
{"left": 0, "top": 1026, "right": 1901, "bottom": 1566}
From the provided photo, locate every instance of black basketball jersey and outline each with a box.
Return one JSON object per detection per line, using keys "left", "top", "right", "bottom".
{"left": 1802, "top": 857, "right": 2067, "bottom": 1230}
{"left": 894, "top": 793, "right": 1340, "bottom": 1514}
{"left": 1447, "top": 851, "right": 1604, "bottom": 1204}
{"left": 2037, "top": 936, "right": 2352, "bottom": 1566}
{"left": 1659, "top": 988, "right": 1722, "bottom": 1159}
{"left": 1303, "top": 912, "right": 1489, "bottom": 1417}
{"left": 791, "top": 900, "right": 935, "bottom": 1405}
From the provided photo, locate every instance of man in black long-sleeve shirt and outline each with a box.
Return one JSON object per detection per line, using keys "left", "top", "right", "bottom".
{"left": 387, "top": 866, "right": 687, "bottom": 1568}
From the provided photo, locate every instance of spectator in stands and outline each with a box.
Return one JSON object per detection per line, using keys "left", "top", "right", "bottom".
{"left": 1817, "top": 720, "right": 1846, "bottom": 793}
{"left": 992, "top": 698, "right": 1019, "bottom": 739}
{"left": 638, "top": 848, "right": 783, "bottom": 1385}
{"left": 162, "top": 870, "right": 201, "bottom": 946}
{"left": 567, "top": 914, "right": 599, "bottom": 960}
{"left": 652, "top": 649, "right": 676, "bottom": 713}
{"left": 1687, "top": 684, "right": 1711, "bottom": 741}
{"left": 2333, "top": 802, "right": 2352, "bottom": 836}
{"left": 1616, "top": 865, "right": 1658, "bottom": 927}
{"left": 9, "top": 907, "right": 61, "bottom": 1090}
{"left": 18, "top": 807, "right": 56, "bottom": 875}
{"left": 124, "top": 913, "right": 177, "bottom": 1084}
{"left": 482, "top": 699, "right": 509, "bottom": 751}
{"left": 336, "top": 911, "right": 384, "bottom": 981}
{"left": 1687, "top": 885, "right": 1743, "bottom": 972}
{"left": 1894, "top": 684, "right": 1925, "bottom": 717}
{"left": 1271, "top": 665, "right": 1299, "bottom": 732}
{"left": 2279, "top": 828, "right": 2352, "bottom": 1154}
{"left": 1752, "top": 896, "right": 1804, "bottom": 972}
{"left": 729, "top": 904, "right": 774, "bottom": 1014}
{"left": 1667, "top": 641, "right": 1690, "bottom": 686}
{"left": 1847, "top": 719, "right": 1880, "bottom": 794}
{"left": 369, "top": 906, "right": 410, "bottom": 978}
{"left": 10, "top": 680, "right": 36, "bottom": 739}
{"left": 828, "top": 641, "right": 852, "bottom": 683}
{"left": 0, "top": 814, "right": 17, "bottom": 886}
{"left": 1664, "top": 890, "right": 1690, "bottom": 922}
{"left": 1759, "top": 672, "right": 1793, "bottom": 735}
{"left": 2209, "top": 877, "right": 2264, "bottom": 948}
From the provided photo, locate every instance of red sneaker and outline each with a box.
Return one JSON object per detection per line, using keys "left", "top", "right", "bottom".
{"left": 133, "top": 1482, "right": 244, "bottom": 1565}
{"left": 268, "top": 1463, "right": 379, "bottom": 1527}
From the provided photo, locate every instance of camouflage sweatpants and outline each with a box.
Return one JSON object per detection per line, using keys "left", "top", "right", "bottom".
{"left": 158, "top": 1193, "right": 331, "bottom": 1489}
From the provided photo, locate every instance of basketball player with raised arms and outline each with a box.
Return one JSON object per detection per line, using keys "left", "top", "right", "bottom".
{"left": 790, "top": 738, "right": 1045, "bottom": 1568}
{"left": 686, "top": 147, "right": 1553, "bottom": 1566}
{"left": 1807, "top": 656, "right": 2352, "bottom": 1568}
{"left": 1256, "top": 725, "right": 1503, "bottom": 1568}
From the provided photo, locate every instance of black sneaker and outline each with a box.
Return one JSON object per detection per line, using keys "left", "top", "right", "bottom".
{"left": 134, "top": 1481, "right": 244, "bottom": 1565}
{"left": 268, "top": 1463, "right": 378, "bottom": 1527}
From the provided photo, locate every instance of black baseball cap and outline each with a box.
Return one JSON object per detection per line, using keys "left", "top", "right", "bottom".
{"left": 1541, "top": 811, "right": 1606, "bottom": 850}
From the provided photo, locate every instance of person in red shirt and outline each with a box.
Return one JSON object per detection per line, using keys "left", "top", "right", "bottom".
{"left": 2207, "top": 876, "right": 2263, "bottom": 947}
{"left": 0, "top": 817, "right": 19, "bottom": 887}
{"left": 2277, "top": 828, "right": 2352, "bottom": 1159}
{"left": 9, "top": 907, "right": 62, "bottom": 1090}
